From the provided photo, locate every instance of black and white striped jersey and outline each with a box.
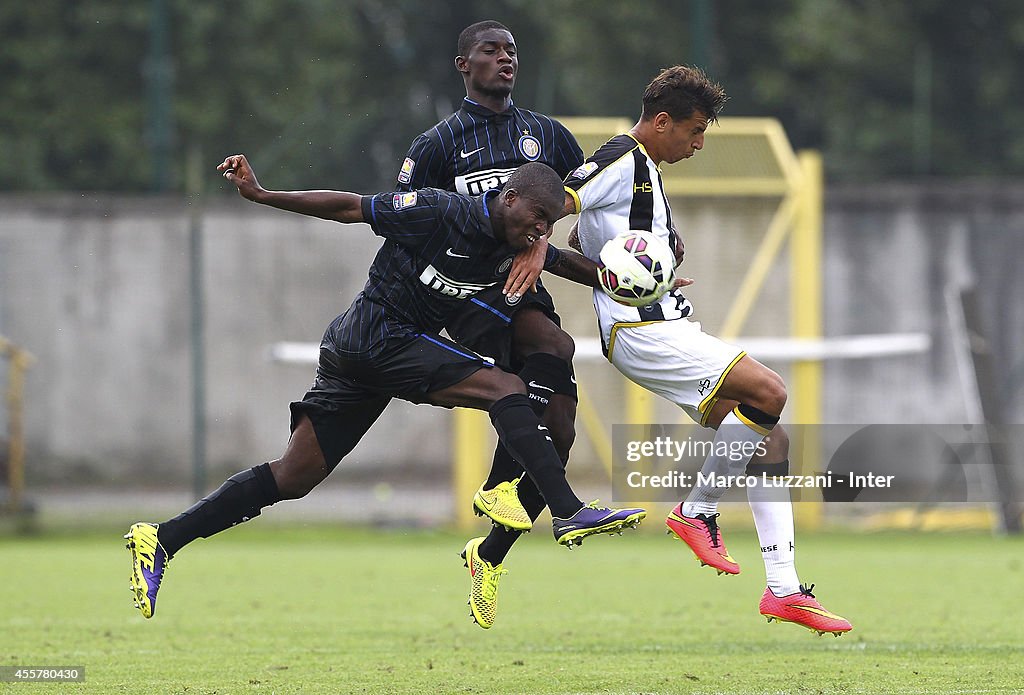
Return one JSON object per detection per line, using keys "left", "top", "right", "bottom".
{"left": 564, "top": 134, "right": 692, "bottom": 330}
{"left": 325, "top": 189, "right": 558, "bottom": 359}
{"left": 396, "top": 98, "right": 583, "bottom": 195}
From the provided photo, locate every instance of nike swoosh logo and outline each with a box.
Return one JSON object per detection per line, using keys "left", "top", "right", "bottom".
{"left": 446, "top": 248, "right": 470, "bottom": 258}
{"left": 528, "top": 380, "right": 554, "bottom": 392}
{"left": 789, "top": 604, "right": 845, "bottom": 620}
{"left": 668, "top": 513, "right": 698, "bottom": 530}
{"left": 460, "top": 147, "right": 485, "bottom": 159}
{"left": 477, "top": 495, "right": 495, "bottom": 512}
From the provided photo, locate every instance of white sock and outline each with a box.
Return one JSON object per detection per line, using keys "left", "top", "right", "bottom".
{"left": 681, "top": 411, "right": 767, "bottom": 517}
{"left": 747, "top": 461, "right": 800, "bottom": 595}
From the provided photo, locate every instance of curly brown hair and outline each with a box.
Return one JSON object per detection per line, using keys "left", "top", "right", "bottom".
{"left": 640, "top": 65, "right": 728, "bottom": 123}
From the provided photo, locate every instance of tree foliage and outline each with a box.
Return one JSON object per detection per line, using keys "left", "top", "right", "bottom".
{"left": 2, "top": 0, "right": 1024, "bottom": 193}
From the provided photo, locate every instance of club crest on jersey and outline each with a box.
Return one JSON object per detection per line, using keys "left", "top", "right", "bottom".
{"left": 496, "top": 257, "right": 520, "bottom": 304}
{"left": 397, "top": 157, "right": 416, "bottom": 184}
{"left": 570, "top": 162, "right": 599, "bottom": 179}
{"left": 518, "top": 134, "right": 541, "bottom": 161}
{"left": 393, "top": 191, "right": 418, "bottom": 210}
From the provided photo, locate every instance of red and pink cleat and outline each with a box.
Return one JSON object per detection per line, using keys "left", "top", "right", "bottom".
{"left": 665, "top": 504, "right": 740, "bottom": 575}
{"left": 759, "top": 583, "right": 853, "bottom": 636}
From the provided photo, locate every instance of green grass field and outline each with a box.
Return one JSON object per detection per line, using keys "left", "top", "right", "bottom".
{"left": 1, "top": 523, "right": 1022, "bottom": 694}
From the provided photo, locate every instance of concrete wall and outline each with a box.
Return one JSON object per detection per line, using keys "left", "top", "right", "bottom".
{"left": 824, "top": 182, "right": 1024, "bottom": 425}
{"left": 0, "top": 195, "right": 449, "bottom": 486}
{"left": 1, "top": 184, "right": 1021, "bottom": 488}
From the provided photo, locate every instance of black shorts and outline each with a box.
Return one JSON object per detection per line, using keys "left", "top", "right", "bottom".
{"left": 289, "top": 331, "right": 495, "bottom": 468}
{"left": 444, "top": 280, "right": 560, "bottom": 369}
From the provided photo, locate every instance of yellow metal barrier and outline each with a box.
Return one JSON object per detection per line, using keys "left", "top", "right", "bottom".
{"left": 1, "top": 336, "right": 35, "bottom": 514}
{"left": 718, "top": 194, "right": 798, "bottom": 340}
{"left": 791, "top": 151, "right": 824, "bottom": 528}
{"left": 452, "top": 409, "right": 491, "bottom": 530}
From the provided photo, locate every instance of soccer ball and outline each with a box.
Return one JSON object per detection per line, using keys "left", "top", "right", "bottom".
{"left": 597, "top": 230, "right": 676, "bottom": 307}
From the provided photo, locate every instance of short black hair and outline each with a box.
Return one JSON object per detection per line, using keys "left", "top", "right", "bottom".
{"left": 502, "top": 162, "right": 564, "bottom": 209}
{"left": 457, "top": 20, "right": 512, "bottom": 57}
{"left": 641, "top": 65, "right": 728, "bottom": 124}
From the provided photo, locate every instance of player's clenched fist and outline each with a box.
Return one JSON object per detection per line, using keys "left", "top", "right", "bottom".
{"left": 217, "top": 154, "right": 263, "bottom": 201}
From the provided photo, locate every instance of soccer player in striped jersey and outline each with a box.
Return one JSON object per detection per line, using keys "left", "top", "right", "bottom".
{"left": 123, "top": 157, "right": 646, "bottom": 621}
{"left": 396, "top": 21, "right": 589, "bottom": 629}
{"left": 514, "top": 66, "right": 852, "bottom": 636}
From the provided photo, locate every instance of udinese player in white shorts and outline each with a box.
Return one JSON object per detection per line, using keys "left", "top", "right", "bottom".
{"left": 512, "top": 65, "right": 852, "bottom": 636}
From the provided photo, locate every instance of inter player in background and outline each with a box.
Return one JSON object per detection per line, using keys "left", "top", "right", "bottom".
{"left": 395, "top": 21, "right": 586, "bottom": 629}
{"left": 509, "top": 66, "right": 853, "bottom": 636}
{"left": 123, "top": 157, "right": 646, "bottom": 621}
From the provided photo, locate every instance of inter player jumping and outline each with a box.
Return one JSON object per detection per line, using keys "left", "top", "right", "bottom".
{"left": 123, "top": 158, "right": 645, "bottom": 620}
{"left": 395, "top": 21, "right": 587, "bottom": 629}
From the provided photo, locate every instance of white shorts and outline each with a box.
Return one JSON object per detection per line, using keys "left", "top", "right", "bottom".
{"left": 605, "top": 318, "right": 746, "bottom": 425}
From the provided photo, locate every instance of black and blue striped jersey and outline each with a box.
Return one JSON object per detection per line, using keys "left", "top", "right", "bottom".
{"left": 394, "top": 99, "right": 583, "bottom": 364}
{"left": 396, "top": 98, "right": 583, "bottom": 195}
{"left": 325, "top": 188, "right": 558, "bottom": 359}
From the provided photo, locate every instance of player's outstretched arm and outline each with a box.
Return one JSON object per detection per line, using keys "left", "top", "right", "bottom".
{"left": 217, "top": 154, "right": 364, "bottom": 223}
{"left": 545, "top": 247, "right": 601, "bottom": 289}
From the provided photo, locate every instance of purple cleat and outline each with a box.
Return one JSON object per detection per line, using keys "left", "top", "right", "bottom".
{"left": 552, "top": 502, "right": 646, "bottom": 548}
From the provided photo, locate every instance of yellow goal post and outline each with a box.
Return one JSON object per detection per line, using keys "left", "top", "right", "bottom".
{"left": 1, "top": 335, "right": 34, "bottom": 515}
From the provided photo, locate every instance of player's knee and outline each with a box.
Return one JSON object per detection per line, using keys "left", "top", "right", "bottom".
{"left": 513, "top": 310, "right": 575, "bottom": 362}
{"left": 759, "top": 372, "right": 788, "bottom": 415}
{"left": 270, "top": 456, "right": 326, "bottom": 500}
{"left": 540, "top": 327, "right": 575, "bottom": 363}
{"left": 488, "top": 372, "right": 530, "bottom": 402}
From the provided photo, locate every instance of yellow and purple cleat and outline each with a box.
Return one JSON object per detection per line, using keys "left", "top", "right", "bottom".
{"left": 473, "top": 477, "right": 532, "bottom": 532}
{"left": 552, "top": 501, "right": 646, "bottom": 548}
{"left": 665, "top": 504, "right": 740, "bottom": 575}
{"left": 124, "top": 522, "right": 169, "bottom": 619}
{"left": 460, "top": 537, "right": 507, "bottom": 629}
{"left": 759, "top": 583, "right": 853, "bottom": 636}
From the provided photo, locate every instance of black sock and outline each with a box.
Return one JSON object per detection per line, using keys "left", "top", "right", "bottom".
{"left": 483, "top": 445, "right": 522, "bottom": 491}
{"left": 488, "top": 394, "right": 581, "bottom": 519}
{"left": 484, "top": 353, "right": 572, "bottom": 490}
{"left": 479, "top": 355, "right": 577, "bottom": 563}
{"left": 157, "top": 462, "right": 281, "bottom": 557}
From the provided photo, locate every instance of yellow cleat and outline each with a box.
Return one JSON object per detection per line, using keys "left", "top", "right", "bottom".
{"left": 472, "top": 477, "right": 532, "bottom": 531}
{"left": 124, "top": 522, "right": 169, "bottom": 619}
{"left": 460, "top": 537, "right": 507, "bottom": 629}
